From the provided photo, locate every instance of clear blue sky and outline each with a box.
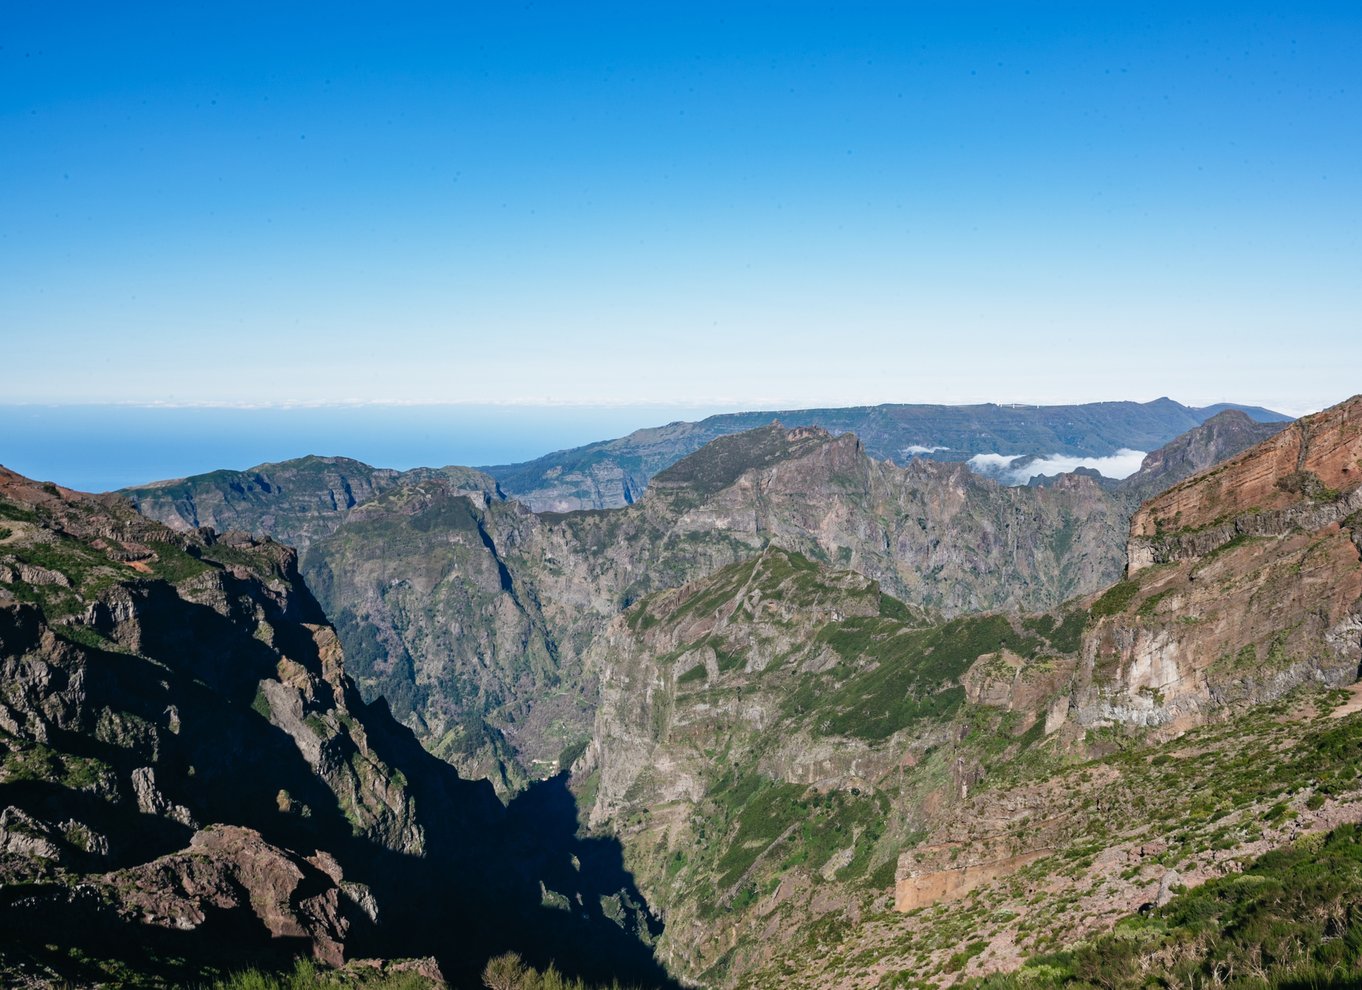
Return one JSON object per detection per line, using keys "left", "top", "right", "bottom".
{"left": 2, "top": 2, "right": 1359, "bottom": 414}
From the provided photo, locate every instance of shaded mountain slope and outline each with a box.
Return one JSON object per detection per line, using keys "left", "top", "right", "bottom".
{"left": 0, "top": 467, "right": 677, "bottom": 989}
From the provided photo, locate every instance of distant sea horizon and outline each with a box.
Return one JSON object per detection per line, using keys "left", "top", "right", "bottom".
{"left": 1, "top": 396, "right": 1310, "bottom": 495}
{"left": 0, "top": 403, "right": 744, "bottom": 493}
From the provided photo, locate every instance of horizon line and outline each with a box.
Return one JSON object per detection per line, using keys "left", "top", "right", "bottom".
{"left": 0, "top": 395, "right": 1316, "bottom": 415}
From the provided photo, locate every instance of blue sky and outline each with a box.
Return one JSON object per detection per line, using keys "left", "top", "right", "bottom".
{"left": 2, "top": 2, "right": 1359, "bottom": 414}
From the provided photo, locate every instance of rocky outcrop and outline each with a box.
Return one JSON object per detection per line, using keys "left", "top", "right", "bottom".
{"left": 895, "top": 848, "right": 1050, "bottom": 912}
{"left": 1128, "top": 396, "right": 1362, "bottom": 571}
{"left": 106, "top": 825, "right": 361, "bottom": 967}
{"left": 1055, "top": 396, "right": 1362, "bottom": 736}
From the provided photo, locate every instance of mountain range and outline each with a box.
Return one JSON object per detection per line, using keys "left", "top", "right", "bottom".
{"left": 5, "top": 394, "right": 1361, "bottom": 989}
{"left": 479, "top": 398, "right": 1289, "bottom": 511}
{"left": 122, "top": 406, "right": 1288, "bottom": 791}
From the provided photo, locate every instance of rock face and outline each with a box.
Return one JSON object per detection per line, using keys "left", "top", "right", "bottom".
{"left": 894, "top": 848, "right": 1050, "bottom": 912}
{"left": 1116, "top": 409, "right": 1288, "bottom": 503}
{"left": 109, "top": 825, "right": 355, "bottom": 968}
{"left": 294, "top": 424, "right": 1131, "bottom": 784}
{"left": 1, "top": 466, "right": 678, "bottom": 990}
{"left": 483, "top": 399, "right": 1289, "bottom": 512}
{"left": 1061, "top": 396, "right": 1362, "bottom": 736}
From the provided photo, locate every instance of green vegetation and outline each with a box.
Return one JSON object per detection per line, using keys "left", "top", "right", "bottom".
{"left": 676, "top": 663, "right": 708, "bottom": 685}
{"left": 0, "top": 500, "right": 39, "bottom": 523}
{"left": 711, "top": 776, "right": 807, "bottom": 887}
{"left": 558, "top": 737, "right": 590, "bottom": 771}
{"left": 877, "top": 592, "right": 919, "bottom": 624}
{"left": 143, "top": 538, "right": 214, "bottom": 583}
{"left": 2, "top": 740, "right": 114, "bottom": 792}
{"left": 971, "top": 825, "right": 1362, "bottom": 990}
{"left": 1089, "top": 579, "right": 1139, "bottom": 618}
{"left": 799, "top": 614, "right": 1036, "bottom": 741}
{"left": 1046, "top": 610, "right": 1088, "bottom": 653}
{"left": 481, "top": 951, "right": 659, "bottom": 989}
{"left": 210, "top": 958, "right": 434, "bottom": 989}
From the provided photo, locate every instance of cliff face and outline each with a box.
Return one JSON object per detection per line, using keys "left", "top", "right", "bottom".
{"left": 299, "top": 482, "right": 563, "bottom": 792}
{"left": 2, "top": 466, "right": 681, "bottom": 990}
{"left": 1069, "top": 396, "right": 1362, "bottom": 735}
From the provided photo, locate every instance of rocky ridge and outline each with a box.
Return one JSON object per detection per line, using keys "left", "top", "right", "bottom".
{"left": 483, "top": 399, "right": 1289, "bottom": 512}
{"left": 122, "top": 455, "right": 498, "bottom": 551}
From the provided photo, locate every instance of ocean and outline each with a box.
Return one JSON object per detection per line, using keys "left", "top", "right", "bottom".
{"left": 0, "top": 404, "right": 735, "bottom": 493}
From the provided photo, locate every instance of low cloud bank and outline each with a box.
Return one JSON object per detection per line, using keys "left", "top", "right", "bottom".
{"left": 967, "top": 449, "right": 1147, "bottom": 485}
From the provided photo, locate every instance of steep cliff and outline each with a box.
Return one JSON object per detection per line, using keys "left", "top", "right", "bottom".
{"left": 1077, "top": 395, "right": 1362, "bottom": 733}
{"left": 0, "top": 467, "right": 675, "bottom": 989}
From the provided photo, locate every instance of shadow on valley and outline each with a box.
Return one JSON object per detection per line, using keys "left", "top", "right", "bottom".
{"left": 353, "top": 756, "right": 678, "bottom": 989}
{"left": 0, "top": 570, "right": 679, "bottom": 988}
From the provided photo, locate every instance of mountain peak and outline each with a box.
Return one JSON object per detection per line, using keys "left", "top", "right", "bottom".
{"left": 649, "top": 423, "right": 840, "bottom": 497}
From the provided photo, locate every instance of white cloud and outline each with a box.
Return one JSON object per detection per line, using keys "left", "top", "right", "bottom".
{"left": 967, "top": 453, "right": 1023, "bottom": 473}
{"left": 968, "top": 449, "right": 1148, "bottom": 485}
{"left": 902, "top": 444, "right": 951, "bottom": 456}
